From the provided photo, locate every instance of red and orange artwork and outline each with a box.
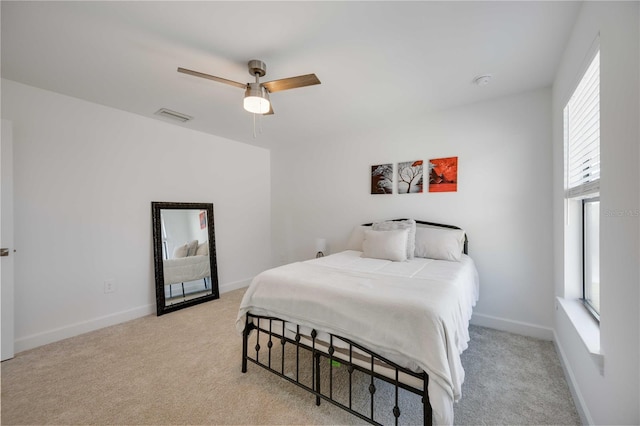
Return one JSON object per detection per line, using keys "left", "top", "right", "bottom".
{"left": 429, "top": 157, "right": 458, "bottom": 192}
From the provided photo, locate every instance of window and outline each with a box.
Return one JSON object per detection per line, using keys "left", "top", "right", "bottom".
{"left": 583, "top": 197, "right": 600, "bottom": 319}
{"left": 564, "top": 49, "right": 600, "bottom": 319}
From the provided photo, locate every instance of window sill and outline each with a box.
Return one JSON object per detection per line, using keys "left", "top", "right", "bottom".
{"left": 556, "top": 297, "right": 604, "bottom": 374}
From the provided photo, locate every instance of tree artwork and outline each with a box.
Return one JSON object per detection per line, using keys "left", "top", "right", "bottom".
{"left": 371, "top": 164, "right": 393, "bottom": 194}
{"left": 429, "top": 156, "right": 458, "bottom": 192}
{"left": 397, "top": 160, "right": 423, "bottom": 194}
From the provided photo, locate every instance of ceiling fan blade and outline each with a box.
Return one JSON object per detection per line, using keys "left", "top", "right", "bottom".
{"left": 262, "top": 74, "right": 321, "bottom": 93}
{"left": 177, "top": 67, "right": 247, "bottom": 90}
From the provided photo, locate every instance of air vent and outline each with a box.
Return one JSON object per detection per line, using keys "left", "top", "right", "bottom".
{"left": 154, "top": 108, "right": 193, "bottom": 122}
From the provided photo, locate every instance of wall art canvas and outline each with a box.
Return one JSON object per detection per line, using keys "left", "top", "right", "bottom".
{"left": 397, "top": 160, "right": 424, "bottom": 194}
{"left": 429, "top": 156, "right": 458, "bottom": 192}
{"left": 371, "top": 163, "right": 393, "bottom": 194}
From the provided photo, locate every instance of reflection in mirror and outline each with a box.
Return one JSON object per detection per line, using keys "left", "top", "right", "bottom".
{"left": 152, "top": 202, "right": 219, "bottom": 315}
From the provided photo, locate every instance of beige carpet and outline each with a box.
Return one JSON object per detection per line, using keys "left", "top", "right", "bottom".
{"left": 1, "top": 288, "right": 580, "bottom": 425}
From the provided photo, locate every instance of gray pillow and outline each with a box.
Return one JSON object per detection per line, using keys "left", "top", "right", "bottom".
{"left": 372, "top": 219, "right": 416, "bottom": 259}
{"left": 173, "top": 243, "right": 189, "bottom": 258}
{"left": 414, "top": 226, "right": 465, "bottom": 261}
{"left": 186, "top": 240, "right": 199, "bottom": 256}
{"left": 195, "top": 241, "right": 209, "bottom": 256}
{"left": 345, "top": 225, "right": 368, "bottom": 251}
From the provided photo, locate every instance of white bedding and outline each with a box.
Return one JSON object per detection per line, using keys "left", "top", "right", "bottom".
{"left": 163, "top": 255, "right": 211, "bottom": 285}
{"left": 236, "top": 250, "right": 479, "bottom": 425}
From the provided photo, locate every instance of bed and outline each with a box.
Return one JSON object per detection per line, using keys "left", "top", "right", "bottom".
{"left": 236, "top": 219, "right": 479, "bottom": 425}
{"left": 162, "top": 255, "right": 211, "bottom": 286}
{"left": 162, "top": 255, "right": 211, "bottom": 299}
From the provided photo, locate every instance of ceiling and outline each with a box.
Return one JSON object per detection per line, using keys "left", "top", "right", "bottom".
{"left": 1, "top": 1, "right": 581, "bottom": 150}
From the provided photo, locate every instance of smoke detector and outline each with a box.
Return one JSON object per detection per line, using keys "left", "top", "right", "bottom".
{"left": 473, "top": 75, "right": 493, "bottom": 86}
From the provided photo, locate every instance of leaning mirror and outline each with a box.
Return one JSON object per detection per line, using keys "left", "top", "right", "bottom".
{"left": 152, "top": 202, "right": 219, "bottom": 315}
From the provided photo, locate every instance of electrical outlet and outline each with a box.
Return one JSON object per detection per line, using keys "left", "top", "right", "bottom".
{"left": 104, "top": 279, "right": 116, "bottom": 294}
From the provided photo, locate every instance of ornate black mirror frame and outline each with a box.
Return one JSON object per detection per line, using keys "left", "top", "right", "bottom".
{"left": 152, "top": 201, "right": 220, "bottom": 316}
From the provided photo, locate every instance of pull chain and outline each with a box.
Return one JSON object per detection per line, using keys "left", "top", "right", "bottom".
{"left": 252, "top": 112, "right": 263, "bottom": 139}
{"left": 253, "top": 113, "right": 257, "bottom": 138}
{"left": 250, "top": 71, "right": 265, "bottom": 139}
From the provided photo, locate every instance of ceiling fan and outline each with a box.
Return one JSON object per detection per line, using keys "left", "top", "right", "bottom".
{"left": 178, "top": 60, "right": 321, "bottom": 115}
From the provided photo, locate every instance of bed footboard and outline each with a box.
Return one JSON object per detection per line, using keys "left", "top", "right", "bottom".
{"left": 242, "top": 313, "right": 432, "bottom": 426}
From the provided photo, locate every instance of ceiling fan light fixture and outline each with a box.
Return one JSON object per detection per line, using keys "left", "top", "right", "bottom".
{"left": 178, "top": 60, "right": 320, "bottom": 121}
{"left": 243, "top": 83, "right": 271, "bottom": 114}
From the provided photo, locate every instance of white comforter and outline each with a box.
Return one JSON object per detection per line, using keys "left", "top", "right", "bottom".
{"left": 163, "top": 255, "right": 210, "bottom": 285}
{"left": 236, "top": 250, "right": 479, "bottom": 425}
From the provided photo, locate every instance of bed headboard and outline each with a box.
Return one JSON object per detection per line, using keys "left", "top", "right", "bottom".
{"left": 362, "top": 218, "right": 468, "bottom": 255}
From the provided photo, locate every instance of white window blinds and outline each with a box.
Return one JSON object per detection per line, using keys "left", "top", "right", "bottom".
{"left": 564, "top": 50, "right": 600, "bottom": 199}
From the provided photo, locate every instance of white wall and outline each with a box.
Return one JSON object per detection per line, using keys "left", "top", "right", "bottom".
{"left": 1, "top": 79, "right": 272, "bottom": 352}
{"left": 552, "top": 2, "right": 639, "bottom": 424}
{"left": 272, "top": 87, "right": 554, "bottom": 338}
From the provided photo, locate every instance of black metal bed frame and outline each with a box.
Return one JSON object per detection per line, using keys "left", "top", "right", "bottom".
{"left": 242, "top": 313, "right": 432, "bottom": 426}
{"left": 240, "top": 219, "right": 467, "bottom": 425}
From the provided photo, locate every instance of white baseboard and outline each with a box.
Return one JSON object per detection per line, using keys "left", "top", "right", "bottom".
{"left": 15, "top": 303, "right": 155, "bottom": 354}
{"left": 219, "top": 277, "right": 251, "bottom": 293}
{"left": 552, "top": 330, "right": 592, "bottom": 426}
{"left": 14, "top": 277, "right": 253, "bottom": 354}
{"left": 470, "top": 312, "right": 554, "bottom": 340}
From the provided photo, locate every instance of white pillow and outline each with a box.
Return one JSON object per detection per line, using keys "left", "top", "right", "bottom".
{"left": 362, "top": 229, "right": 409, "bottom": 262}
{"left": 345, "top": 225, "right": 369, "bottom": 251}
{"left": 186, "top": 240, "right": 199, "bottom": 256}
{"left": 372, "top": 219, "right": 416, "bottom": 260}
{"left": 414, "top": 226, "right": 465, "bottom": 261}
{"left": 195, "top": 242, "right": 209, "bottom": 256}
{"left": 172, "top": 243, "right": 189, "bottom": 258}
